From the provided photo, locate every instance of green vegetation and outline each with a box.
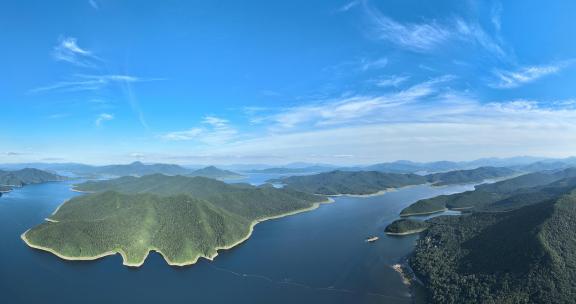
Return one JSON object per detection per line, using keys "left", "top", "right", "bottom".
{"left": 401, "top": 168, "right": 576, "bottom": 216}
{"left": 385, "top": 219, "right": 429, "bottom": 235}
{"left": 188, "top": 166, "right": 244, "bottom": 179}
{"left": 425, "top": 166, "right": 516, "bottom": 186}
{"left": 24, "top": 174, "right": 326, "bottom": 266}
{"left": 405, "top": 168, "right": 576, "bottom": 303}
{"left": 411, "top": 190, "right": 576, "bottom": 303}
{"left": 270, "top": 170, "right": 428, "bottom": 195}
{"left": 272, "top": 167, "right": 516, "bottom": 196}
{"left": 0, "top": 168, "right": 66, "bottom": 188}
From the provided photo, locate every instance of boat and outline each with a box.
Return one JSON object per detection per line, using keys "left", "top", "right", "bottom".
{"left": 365, "top": 236, "right": 379, "bottom": 243}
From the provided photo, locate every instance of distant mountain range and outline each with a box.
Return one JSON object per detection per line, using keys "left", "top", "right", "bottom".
{"left": 0, "top": 162, "right": 243, "bottom": 180}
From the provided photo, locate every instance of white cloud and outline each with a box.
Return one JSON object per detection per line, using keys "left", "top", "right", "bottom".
{"left": 265, "top": 76, "right": 453, "bottom": 128}
{"left": 52, "top": 36, "right": 101, "bottom": 68}
{"left": 189, "top": 96, "right": 576, "bottom": 164}
{"left": 491, "top": 62, "right": 571, "bottom": 89}
{"left": 29, "top": 74, "right": 157, "bottom": 93}
{"left": 360, "top": 57, "right": 388, "bottom": 71}
{"left": 365, "top": 4, "right": 506, "bottom": 58}
{"left": 95, "top": 113, "right": 114, "bottom": 127}
{"left": 161, "top": 116, "right": 238, "bottom": 144}
{"left": 374, "top": 75, "right": 410, "bottom": 88}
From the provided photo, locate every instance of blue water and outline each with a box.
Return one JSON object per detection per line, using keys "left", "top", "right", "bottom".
{"left": 0, "top": 177, "right": 474, "bottom": 303}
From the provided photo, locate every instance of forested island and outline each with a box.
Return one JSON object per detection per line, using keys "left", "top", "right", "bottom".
{"left": 385, "top": 219, "right": 429, "bottom": 235}
{"left": 405, "top": 168, "right": 576, "bottom": 303}
{"left": 22, "top": 174, "right": 328, "bottom": 267}
{"left": 0, "top": 168, "right": 66, "bottom": 196}
{"left": 272, "top": 167, "right": 516, "bottom": 196}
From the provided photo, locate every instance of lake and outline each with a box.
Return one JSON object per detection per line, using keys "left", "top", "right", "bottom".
{"left": 0, "top": 176, "right": 474, "bottom": 303}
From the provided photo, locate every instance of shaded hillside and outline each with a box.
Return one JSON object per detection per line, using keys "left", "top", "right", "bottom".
{"left": 0, "top": 168, "right": 66, "bottom": 187}
{"left": 401, "top": 168, "right": 576, "bottom": 216}
{"left": 411, "top": 190, "right": 576, "bottom": 303}
{"left": 270, "top": 170, "right": 428, "bottom": 195}
{"left": 272, "top": 167, "right": 516, "bottom": 196}
{"left": 425, "top": 166, "right": 516, "bottom": 186}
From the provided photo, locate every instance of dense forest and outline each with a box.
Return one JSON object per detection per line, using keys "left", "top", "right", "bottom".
{"left": 410, "top": 170, "right": 576, "bottom": 303}
{"left": 273, "top": 167, "right": 516, "bottom": 195}
{"left": 401, "top": 168, "right": 576, "bottom": 216}
{"left": 384, "top": 219, "right": 428, "bottom": 235}
{"left": 24, "top": 174, "right": 326, "bottom": 266}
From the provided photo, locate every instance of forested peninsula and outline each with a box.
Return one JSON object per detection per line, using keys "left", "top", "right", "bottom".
{"left": 23, "top": 174, "right": 328, "bottom": 267}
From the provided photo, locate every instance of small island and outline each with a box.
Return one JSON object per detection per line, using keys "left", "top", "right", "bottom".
{"left": 22, "top": 174, "right": 330, "bottom": 267}
{"left": 385, "top": 219, "right": 429, "bottom": 235}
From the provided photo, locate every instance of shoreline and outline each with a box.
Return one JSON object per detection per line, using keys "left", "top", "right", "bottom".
{"left": 321, "top": 184, "right": 424, "bottom": 198}
{"left": 21, "top": 197, "right": 335, "bottom": 268}
{"left": 385, "top": 228, "right": 427, "bottom": 236}
{"left": 400, "top": 208, "right": 447, "bottom": 217}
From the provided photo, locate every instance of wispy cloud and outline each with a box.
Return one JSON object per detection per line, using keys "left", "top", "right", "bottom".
{"left": 161, "top": 116, "right": 238, "bottom": 144}
{"left": 88, "top": 0, "right": 99, "bottom": 9}
{"left": 261, "top": 76, "right": 453, "bottom": 128}
{"left": 95, "top": 113, "right": 114, "bottom": 127}
{"left": 364, "top": 3, "right": 506, "bottom": 58}
{"left": 29, "top": 74, "right": 158, "bottom": 94}
{"left": 337, "top": 0, "right": 360, "bottom": 12}
{"left": 491, "top": 62, "right": 572, "bottom": 89}
{"left": 373, "top": 75, "right": 410, "bottom": 88}
{"left": 52, "top": 36, "right": 101, "bottom": 68}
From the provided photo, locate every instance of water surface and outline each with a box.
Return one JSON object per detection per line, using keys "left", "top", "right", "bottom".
{"left": 0, "top": 176, "right": 473, "bottom": 303}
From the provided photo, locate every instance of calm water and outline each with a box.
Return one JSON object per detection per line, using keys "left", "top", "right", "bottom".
{"left": 0, "top": 177, "right": 474, "bottom": 304}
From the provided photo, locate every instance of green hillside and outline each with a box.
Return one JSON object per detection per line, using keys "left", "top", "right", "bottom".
{"left": 401, "top": 168, "right": 576, "bottom": 216}
{"left": 270, "top": 170, "right": 428, "bottom": 195}
{"left": 0, "top": 168, "right": 66, "bottom": 187}
{"left": 385, "top": 219, "right": 429, "bottom": 235}
{"left": 24, "top": 174, "right": 327, "bottom": 266}
{"left": 188, "top": 166, "right": 244, "bottom": 179}
{"left": 425, "top": 166, "right": 516, "bottom": 186}
{"left": 272, "top": 167, "right": 516, "bottom": 196}
{"left": 411, "top": 189, "right": 576, "bottom": 303}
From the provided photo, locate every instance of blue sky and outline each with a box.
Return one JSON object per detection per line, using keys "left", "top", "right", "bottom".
{"left": 2, "top": 0, "right": 576, "bottom": 165}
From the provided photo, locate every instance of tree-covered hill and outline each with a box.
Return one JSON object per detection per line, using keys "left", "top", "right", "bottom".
{"left": 385, "top": 219, "right": 429, "bottom": 235}
{"left": 401, "top": 168, "right": 576, "bottom": 216}
{"left": 24, "top": 174, "right": 327, "bottom": 266}
{"left": 269, "top": 170, "right": 428, "bottom": 195}
{"left": 188, "top": 166, "right": 244, "bottom": 179}
{"left": 411, "top": 189, "right": 576, "bottom": 303}
{"left": 425, "top": 166, "right": 516, "bottom": 186}
{"left": 271, "top": 167, "right": 517, "bottom": 196}
{"left": 0, "top": 168, "right": 66, "bottom": 187}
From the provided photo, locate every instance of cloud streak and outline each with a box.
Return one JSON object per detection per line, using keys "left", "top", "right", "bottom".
{"left": 29, "top": 74, "right": 157, "bottom": 93}
{"left": 95, "top": 113, "right": 114, "bottom": 127}
{"left": 364, "top": 2, "right": 507, "bottom": 58}
{"left": 161, "top": 116, "right": 238, "bottom": 144}
{"left": 491, "top": 62, "right": 572, "bottom": 88}
{"left": 53, "top": 36, "right": 101, "bottom": 68}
